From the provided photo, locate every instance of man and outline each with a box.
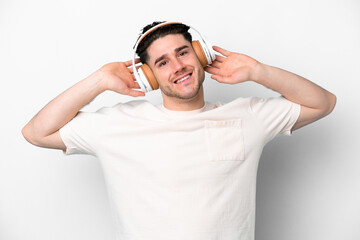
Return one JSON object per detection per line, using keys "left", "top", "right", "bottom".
{"left": 22, "top": 22, "right": 336, "bottom": 239}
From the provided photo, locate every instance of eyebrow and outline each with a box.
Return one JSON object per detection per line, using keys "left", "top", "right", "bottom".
{"left": 153, "top": 45, "right": 190, "bottom": 66}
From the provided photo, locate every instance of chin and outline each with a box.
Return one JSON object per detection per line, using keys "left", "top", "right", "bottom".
{"left": 161, "top": 82, "right": 203, "bottom": 101}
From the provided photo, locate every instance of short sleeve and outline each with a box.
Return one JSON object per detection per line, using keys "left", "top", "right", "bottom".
{"left": 249, "top": 96, "right": 301, "bottom": 143}
{"left": 59, "top": 112, "right": 97, "bottom": 156}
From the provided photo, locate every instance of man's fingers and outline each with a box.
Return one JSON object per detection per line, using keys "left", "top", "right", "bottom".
{"left": 128, "top": 65, "right": 141, "bottom": 74}
{"left": 204, "top": 66, "right": 219, "bottom": 75}
{"left": 131, "top": 80, "right": 141, "bottom": 89}
{"left": 210, "top": 60, "right": 222, "bottom": 69}
{"left": 124, "top": 58, "right": 141, "bottom": 67}
{"left": 213, "top": 46, "right": 231, "bottom": 57}
{"left": 124, "top": 59, "right": 133, "bottom": 67}
{"left": 215, "top": 54, "right": 226, "bottom": 62}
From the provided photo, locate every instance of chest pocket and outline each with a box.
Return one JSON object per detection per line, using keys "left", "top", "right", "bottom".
{"left": 204, "top": 119, "right": 245, "bottom": 161}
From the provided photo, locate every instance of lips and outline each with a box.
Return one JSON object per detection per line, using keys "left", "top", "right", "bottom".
{"left": 173, "top": 73, "right": 192, "bottom": 84}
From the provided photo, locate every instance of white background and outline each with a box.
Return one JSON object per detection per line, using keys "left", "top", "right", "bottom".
{"left": 1, "top": 0, "right": 359, "bottom": 239}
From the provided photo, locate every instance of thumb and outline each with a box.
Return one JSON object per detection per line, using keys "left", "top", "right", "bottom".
{"left": 130, "top": 90, "right": 146, "bottom": 97}
{"left": 211, "top": 75, "right": 226, "bottom": 83}
{"left": 124, "top": 88, "right": 146, "bottom": 97}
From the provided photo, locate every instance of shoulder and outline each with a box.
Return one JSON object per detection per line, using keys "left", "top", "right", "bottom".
{"left": 92, "top": 100, "right": 165, "bottom": 121}
{"left": 68, "top": 100, "right": 156, "bottom": 124}
{"left": 248, "top": 96, "right": 298, "bottom": 112}
{"left": 212, "top": 97, "right": 263, "bottom": 111}
{"left": 85, "top": 100, "right": 157, "bottom": 116}
{"left": 97, "top": 100, "right": 151, "bottom": 112}
{"left": 212, "top": 96, "right": 299, "bottom": 121}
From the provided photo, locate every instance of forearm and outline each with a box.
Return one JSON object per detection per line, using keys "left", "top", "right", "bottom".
{"left": 252, "top": 63, "right": 336, "bottom": 114}
{"left": 23, "top": 70, "right": 106, "bottom": 144}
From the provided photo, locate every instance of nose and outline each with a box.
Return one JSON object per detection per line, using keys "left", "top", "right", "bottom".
{"left": 171, "top": 58, "right": 186, "bottom": 74}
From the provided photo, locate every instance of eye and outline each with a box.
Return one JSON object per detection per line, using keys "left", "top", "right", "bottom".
{"left": 179, "top": 51, "right": 188, "bottom": 57}
{"left": 158, "top": 61, "right": 167, "bottom": 67}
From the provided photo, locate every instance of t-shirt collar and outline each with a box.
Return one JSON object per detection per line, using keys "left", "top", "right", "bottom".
{"left": 158, "top": 103, "right": 208, "bottom": 116}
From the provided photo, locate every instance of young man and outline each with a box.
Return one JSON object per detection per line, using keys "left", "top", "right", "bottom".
{"left": 22, "top": 22, "right": 336, "bottom": 239}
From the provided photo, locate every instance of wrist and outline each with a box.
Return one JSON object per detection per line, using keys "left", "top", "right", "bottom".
{"left": 250, "top": 62, "right": 267, "bottom": 84}
{"left": 90, "top": 69, "right": 108, "bottom": 93}
{"left": 80, "top": 69, "right": 108, "bottom": 97}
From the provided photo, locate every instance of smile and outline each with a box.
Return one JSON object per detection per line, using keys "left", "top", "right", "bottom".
{"left": 174, "top": 73, "right": 192, "bottom": 84}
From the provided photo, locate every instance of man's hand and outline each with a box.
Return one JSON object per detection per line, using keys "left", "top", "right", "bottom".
{"left": 100, "top": 59, "right": 145, "bottom": 97}
{"left": 205, "top": 45, "right": 336, "bottom": 132}
{"left": 204, "top": 46, "right": 259, "bottom": 84}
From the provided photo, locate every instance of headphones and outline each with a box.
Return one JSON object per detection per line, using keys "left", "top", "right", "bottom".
{"left": 132, "top": 21, "right": 216, "bottom": 93}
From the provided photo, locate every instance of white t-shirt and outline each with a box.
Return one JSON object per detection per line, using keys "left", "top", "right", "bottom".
{"left": 59, "top": 97, "right": 300, "bottom": 240}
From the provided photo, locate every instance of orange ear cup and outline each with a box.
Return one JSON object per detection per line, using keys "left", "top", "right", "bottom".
{"left": 192, "top": 40, "right": 208, "bottom": 68}
{"left": 140, "top": 64, "right": 159, "bottom": 90}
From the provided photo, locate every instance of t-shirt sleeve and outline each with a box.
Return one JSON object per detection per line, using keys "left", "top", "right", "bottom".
{"left": 59, "top": 111, "right": 97, "bottom": 156}
{"left": 249, "top": 96, "right": 301, "bottom": 143}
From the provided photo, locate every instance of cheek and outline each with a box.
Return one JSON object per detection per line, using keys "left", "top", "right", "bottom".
{"left": 153, "top": 69, "right": 170, "bottom": 85}
{"left": 198, "top": 68, "right": 205, "bottom": 82}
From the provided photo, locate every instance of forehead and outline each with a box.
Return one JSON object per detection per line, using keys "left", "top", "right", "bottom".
{"left": 147, "top": 34, "right": 191, "bottom": 63}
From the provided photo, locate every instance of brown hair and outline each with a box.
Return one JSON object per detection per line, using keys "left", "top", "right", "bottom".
{"left": 135, "top": 21, "right": 192, "bottom": 64}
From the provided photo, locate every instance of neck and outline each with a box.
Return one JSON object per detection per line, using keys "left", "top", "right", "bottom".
{"left": 162, "top": 87, "right": 205, "bottom": 111}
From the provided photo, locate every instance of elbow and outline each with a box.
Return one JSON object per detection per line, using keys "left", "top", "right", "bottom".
{"left": 325, "top": 92, "right": 337, "bottom": 116}
{"left": 22, "top": 124, "right": 39, "bottom": 146}
{"left": 22, "top": 124, "right": 32, "bottom": 144}
{"left": 313, "top": 92, "right": 337, "bottom": 120}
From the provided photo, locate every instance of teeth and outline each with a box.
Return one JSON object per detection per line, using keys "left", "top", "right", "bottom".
{"left": 175, "top": 75, "right": 190, "bottom": 84}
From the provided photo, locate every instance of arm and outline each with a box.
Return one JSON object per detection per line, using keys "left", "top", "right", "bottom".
{"left": 204, "top": 46, "right": 336, "bottom": 131}
{"left": 22, "top": 60, "right": 144, "bottom": 150}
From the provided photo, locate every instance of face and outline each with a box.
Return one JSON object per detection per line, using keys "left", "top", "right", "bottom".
{"left": 146, "top": 34, "right": 205, "bottom": 103}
